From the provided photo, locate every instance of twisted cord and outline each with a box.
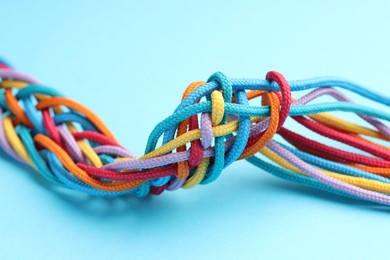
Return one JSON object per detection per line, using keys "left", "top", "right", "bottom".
{"left": 1, "top": 61, "right": 390, "bottom": 206}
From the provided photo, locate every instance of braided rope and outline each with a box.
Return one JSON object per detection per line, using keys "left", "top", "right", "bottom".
{"left": 1, "top": 60, "right": 390, "bottom": 206}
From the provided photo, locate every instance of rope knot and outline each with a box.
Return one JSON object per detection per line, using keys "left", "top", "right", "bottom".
{"left": 3, "top": 60, "right": 390, "bottom": 207}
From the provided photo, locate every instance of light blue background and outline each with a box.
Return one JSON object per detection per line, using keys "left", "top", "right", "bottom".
{"left": 1, "top": 1, "right": 390, "bottom": 259}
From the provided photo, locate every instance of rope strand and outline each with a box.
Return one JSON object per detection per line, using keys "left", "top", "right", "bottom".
{"left": 1, "top": 60, "right": 390, "bottom": 205}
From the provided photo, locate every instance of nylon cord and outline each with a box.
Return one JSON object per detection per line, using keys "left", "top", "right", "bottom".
{"left": 1, "top": 61, "right": 390, "bottom": 205}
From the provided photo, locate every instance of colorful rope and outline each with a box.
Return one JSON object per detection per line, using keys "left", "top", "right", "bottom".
{"left": 1, "top": 60, "right": 390, "bottom": 206}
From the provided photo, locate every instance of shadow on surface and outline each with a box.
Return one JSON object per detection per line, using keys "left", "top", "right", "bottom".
{"left": 255, "top": 176, "right": 390, "bottom": 213}
{"left": 2, "top": 144, "right": 390, "bottom": 218}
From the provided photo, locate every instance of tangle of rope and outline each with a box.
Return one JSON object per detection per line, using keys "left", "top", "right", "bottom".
{"left": 1, "top": 59, "right": 390, "bottom": 206}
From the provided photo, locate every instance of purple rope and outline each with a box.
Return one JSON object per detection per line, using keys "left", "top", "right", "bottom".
{"left": 0, "top": 69, "right": 40, "bottom": 84}
{"left": 94, "top": 145, "right": 136, "bottom": 158}
{"left": 267, "top": 140, "right": 390, "bottom": 205}
{"left": 57, "top": 125, "right": 85, "bottom": 163}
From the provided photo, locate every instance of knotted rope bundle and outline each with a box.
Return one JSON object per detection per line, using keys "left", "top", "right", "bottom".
{"left": 1, "top": 59, "right": 390, "bottom": 206}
